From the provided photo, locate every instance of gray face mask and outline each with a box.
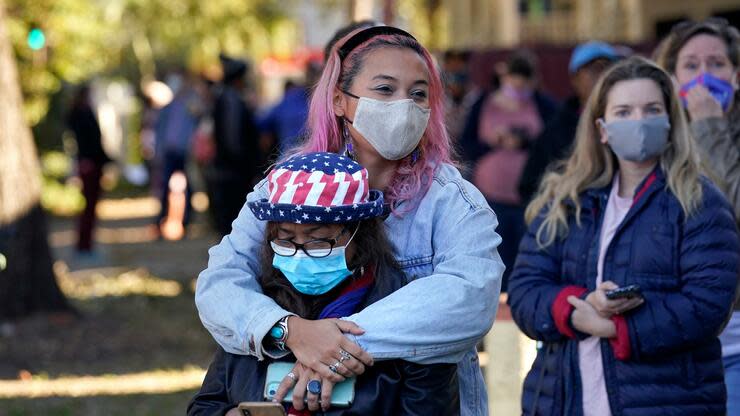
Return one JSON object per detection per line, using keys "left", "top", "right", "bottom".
{"left": 344, "top": 92, "right": 431, "bottom": 160}
{"left": 600, "top": 115, "right": 671, "bottom": 162}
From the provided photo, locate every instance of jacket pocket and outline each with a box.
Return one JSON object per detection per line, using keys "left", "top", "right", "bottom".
{"left": 398, "top": 256, "right": 434, "bottom": 281}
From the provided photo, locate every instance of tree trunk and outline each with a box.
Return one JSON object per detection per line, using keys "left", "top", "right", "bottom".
{"left": 0, "top": 1, "right": 71, "bottom": 320}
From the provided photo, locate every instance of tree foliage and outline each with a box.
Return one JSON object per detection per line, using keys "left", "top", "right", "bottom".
{"left": 4, "top": 0, "right": 290, "bottom": 127}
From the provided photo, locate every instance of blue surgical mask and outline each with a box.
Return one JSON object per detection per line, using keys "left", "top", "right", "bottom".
{"left": 272, "top": 227, "right": 358, "bottom": 295}
{"left": 679, "top": 72, "right": 735, "bottom": 112}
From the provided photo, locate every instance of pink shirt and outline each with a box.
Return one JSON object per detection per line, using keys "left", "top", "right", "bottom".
{"left": 579, "top": 176, "right": 631, "bottom": 416}
{"left": 472, "top": 93, "right": 543, "bottom": 204}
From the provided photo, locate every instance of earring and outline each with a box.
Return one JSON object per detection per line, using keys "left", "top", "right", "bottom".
{"left": 343, "top": 121, "right": 358, "bottom": 160}
{"left": 410, "top": 147, "right": 420, "bottom": 165}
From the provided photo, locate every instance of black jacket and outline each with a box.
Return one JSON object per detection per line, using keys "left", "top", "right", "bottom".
{"left": 188, "top": 349, "right": 459, "bottom": 416}
{"left": 212, "top": 85, "right": 261, "bottom": 178}
{"left": 459, "top": 89, "right": 558, "bottom": 177}
{"left": 188, "top": 271, "right": 460, "bottom": 416}
{"left": 518, "top": 95, "right": 581, "bottom": 203}
{"left": 67, "top": 106, "right": 110, "bottom": 165}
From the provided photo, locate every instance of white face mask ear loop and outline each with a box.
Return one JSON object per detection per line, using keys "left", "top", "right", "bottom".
{"left": 343, "top": 222, "right": 363, "bottom": 275}
{"left": 346, "top": 222, "right": 360, "bottom": 246}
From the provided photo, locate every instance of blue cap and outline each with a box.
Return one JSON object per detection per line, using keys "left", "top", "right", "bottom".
{"left": 569, "top": 41, "right": 619, "bottom": 73}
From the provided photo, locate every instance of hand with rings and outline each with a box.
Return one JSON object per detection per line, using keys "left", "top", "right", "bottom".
{"left": 274, "top": 362, "right": 336, "bottom": 412}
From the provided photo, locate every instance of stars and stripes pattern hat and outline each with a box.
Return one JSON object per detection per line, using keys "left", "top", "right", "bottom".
{"left": 248, "top": 152, "right": 384, "bottom": 224}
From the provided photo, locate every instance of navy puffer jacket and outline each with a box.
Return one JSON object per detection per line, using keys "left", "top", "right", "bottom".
{"left": 508, "top": 168, "right": 740, "bottom": 416}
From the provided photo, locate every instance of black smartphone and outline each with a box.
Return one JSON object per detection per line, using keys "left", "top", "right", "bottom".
{"left": 605, "top": 284, "right": 642, "bottom": 300}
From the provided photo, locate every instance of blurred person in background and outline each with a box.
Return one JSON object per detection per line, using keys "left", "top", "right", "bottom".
{"left": 519, "top": 41, "right": 621, "bottom": 203}
{"left": 258, "top": 62, "right": 323, "bottom": 159}
{"left": 139, "top": 79, "right": 174, "bottom": 194}
{"left": 509, "top": 56, "right": 739, "bottom": 416}
{"left": 460, "top": 50, "right": 557, "bottom": 291}
{"left": 67, "top": 83, "right": 110, "bottom": 256}
{"left": 258, "top": 79, "right": 308, "bottom": 158}
{"left": 442, "top": 50, "right": 476, "bottom": 142}
{"left": 209, "top": 54, "right": 262, "bottom": 236}
{"left": 655, "top": 18, "right": 740, "bottom": 415}
{"left": 154, "top": 71, "right": 204, "bottom": 239}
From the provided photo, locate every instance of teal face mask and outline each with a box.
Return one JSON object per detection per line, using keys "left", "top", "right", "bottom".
{"left": 272, "top": 227, "right": 358, "bottom": 295}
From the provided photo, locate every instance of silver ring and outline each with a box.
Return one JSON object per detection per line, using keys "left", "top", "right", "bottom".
{"left": 329, "top": 361, "right": 342, "bottom": 373}
{"left": 339, "top": 354, "right": 349, "bottom": 364}
{"left": 286, "top": 371, "right": 297, "bottom": 381}
{"left": 339, "top": 349, "right": 351, "bottom": 360}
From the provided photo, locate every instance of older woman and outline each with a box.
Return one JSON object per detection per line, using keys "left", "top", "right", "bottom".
{"left": 655, "top": 18, "right": 740, "bottom": 414}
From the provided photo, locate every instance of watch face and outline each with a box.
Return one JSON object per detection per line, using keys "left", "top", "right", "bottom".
{"left": 270, "top": 326, "right": 285, "bottom": 339}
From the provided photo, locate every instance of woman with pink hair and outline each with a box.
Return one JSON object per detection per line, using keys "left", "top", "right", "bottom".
{"left": 195, "top": 26, "right": 503, "bottom": 415}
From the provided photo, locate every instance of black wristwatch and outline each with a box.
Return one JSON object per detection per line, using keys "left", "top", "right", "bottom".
{"left": 268, "top": 316, "right": 290, "bottom": 351}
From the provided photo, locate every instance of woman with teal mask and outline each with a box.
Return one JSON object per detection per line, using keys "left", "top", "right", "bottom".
{"left": 655, "top": 18, "right": 740, "bottom": 415}
{"left": 188, "top": 152, "right": 459, "bottom": 416}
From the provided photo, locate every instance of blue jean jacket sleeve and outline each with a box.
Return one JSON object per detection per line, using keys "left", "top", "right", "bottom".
{"left": 627, "top": 184, "right": 740, "bottom": 360}
{"left": 195, "top": 180, "right": 294, "bottom": 359}
{"left": 344, "top": 177, "right": 504, "bottom": 364}
{"left": 196, "top": 165, "right": 504, "bottom": 367}
{"left": 507, "top": 210, "right": 570, "bottom": 343}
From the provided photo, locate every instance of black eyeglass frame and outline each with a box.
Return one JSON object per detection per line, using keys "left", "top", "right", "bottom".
{"left": 271, "top": 226, "right": 352, "bottom": 258}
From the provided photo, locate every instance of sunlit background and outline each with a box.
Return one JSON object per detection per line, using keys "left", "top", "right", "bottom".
{"left": 2, "top": 1, "right": 739, "bottom": 415}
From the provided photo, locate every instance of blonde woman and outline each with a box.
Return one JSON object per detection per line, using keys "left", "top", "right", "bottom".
{"left": 508, "top": 56, "right": 739, "bottom": 416}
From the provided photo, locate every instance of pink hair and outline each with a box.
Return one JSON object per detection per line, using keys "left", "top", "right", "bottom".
{"left": 289, "top": 29, "right": 453, "bottom": 215}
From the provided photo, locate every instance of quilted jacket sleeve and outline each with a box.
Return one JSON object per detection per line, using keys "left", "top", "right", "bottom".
{"left": 508, "top": 209, "right": 576, "bottom": 342}
{"left": 626, "top": 181, "right": 740, "bottom": 360}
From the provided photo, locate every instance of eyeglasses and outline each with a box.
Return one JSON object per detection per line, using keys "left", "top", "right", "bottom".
{"left": 270, "top": 227, "right": 351, "bottom": 258}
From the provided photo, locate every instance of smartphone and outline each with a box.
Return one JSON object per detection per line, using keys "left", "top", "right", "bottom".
{"left": 605, "top": 284, "right": 642, "bottom": 300}
{"left": 237, "top": 402, "right": 286, "bottom": 416}
{"left": 264, "top": 362, "right": 356, "bottom": 407}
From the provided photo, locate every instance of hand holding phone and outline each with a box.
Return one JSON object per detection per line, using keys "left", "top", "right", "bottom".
{"left": 587, "top": 282, "right": 644, "bottom": 318}
{"left": 605, "top": 284, "right": 642, "bottom": 300}
{"left": 264, "top": 362, "right": 355, "bottom": 407}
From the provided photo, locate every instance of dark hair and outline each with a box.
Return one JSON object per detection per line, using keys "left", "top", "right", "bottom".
{"left": 258, "top": 218, "right": 399, "bottom": 319}
{"left": 71, "top": 83, "right": 91, "bottom": 110}
{"left": 506, "top": 50, "right": 538, "bottom": 80}
{"left": 338, "top": 34, "right": 425, "bottom": 93}
{"left": 324, "top": 20, "right": 379, "bottom": 63}
{"left": 658, "top": 18, "right": 740, "bottom": 73}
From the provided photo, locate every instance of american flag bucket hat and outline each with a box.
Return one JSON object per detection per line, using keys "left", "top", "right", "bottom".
{"left": 248, "top": 152, "right": 384, "bottom": 224}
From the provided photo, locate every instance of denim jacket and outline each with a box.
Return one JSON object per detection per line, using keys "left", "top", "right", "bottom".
{"left": 195, "top": 163, "right": 504, "bottom": 416}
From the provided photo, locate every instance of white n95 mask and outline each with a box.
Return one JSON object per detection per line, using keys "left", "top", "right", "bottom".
{"left": 343, "top": 91, "right": 431, "bottom": 160}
